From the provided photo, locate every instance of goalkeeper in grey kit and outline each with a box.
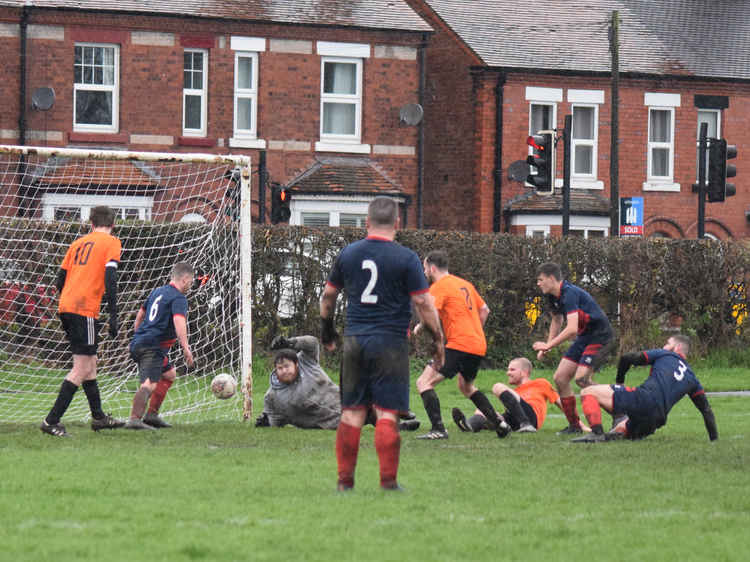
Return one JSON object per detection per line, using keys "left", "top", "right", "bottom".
{"left": 256, "top": 334, "right": 420, "bottom": 431}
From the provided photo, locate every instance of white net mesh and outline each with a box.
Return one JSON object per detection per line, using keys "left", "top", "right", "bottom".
{"left": 0, "top": 145, "right": 251, "bottom": 423}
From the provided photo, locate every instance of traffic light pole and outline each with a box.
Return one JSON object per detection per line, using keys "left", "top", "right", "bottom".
{"left": 562, "top": 115, "right": 571, "bottom": 236}
{"left": 697, "top": 122, "right": 707, "bottom": 238}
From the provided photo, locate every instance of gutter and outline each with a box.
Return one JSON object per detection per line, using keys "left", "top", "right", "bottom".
{"left": 493, "top": 72, "right": 505, "bottom": 232}
{"left": 416, "top": 32, "right": 428, "bottom": 229}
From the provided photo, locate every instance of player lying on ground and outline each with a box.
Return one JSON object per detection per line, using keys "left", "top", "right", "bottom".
{"left": 255, "top": 334, "right": 420, "bottom": 431}
{"left": 532, "top": 262, "right": 616, "bottom": 435}
{"left": 125, "top": 262, "right": 195, "bottom": 430}
{"left": 572, "top": 334, "right": 718, "bottom": 443}
{"left": 452, "top": 357, "right": 566, "bottom": 434}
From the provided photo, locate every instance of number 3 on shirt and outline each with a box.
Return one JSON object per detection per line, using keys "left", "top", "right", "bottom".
{"left": 361, "top": 260, "right": 378, "bottom": 303}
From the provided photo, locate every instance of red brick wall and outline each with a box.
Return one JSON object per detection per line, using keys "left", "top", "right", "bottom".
{"left": 0, "top": 8, "right": 423, "bottom": 225}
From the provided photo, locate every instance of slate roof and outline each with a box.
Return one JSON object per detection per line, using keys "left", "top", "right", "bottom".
{"left": 0, "top": 0, "right": 432, "bottom": 33}
{"left": 504, "top": 190, "right": 611, "bottom": 215}
{"left": 423, "top": 0, "right": 750, "bottom": 80}
{"left": 286, "top": 157, "right": 404, "bottom": 195}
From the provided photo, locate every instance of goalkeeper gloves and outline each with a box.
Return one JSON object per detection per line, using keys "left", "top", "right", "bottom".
{"left": 270, "top": 335, "right": 292, "bottom": 350}
{"left": 255, "top": 412, "right": 270, "bottom": 427}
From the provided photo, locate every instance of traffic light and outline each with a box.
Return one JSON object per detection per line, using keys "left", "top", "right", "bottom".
{"left": 271, "top": 185, "right": 291, "bottom": 224}
{"left": 707, "top": 138, "right": 737, "bottom": 202}
{"left": 526, "top": 132, "right": 554, "bottom": 192}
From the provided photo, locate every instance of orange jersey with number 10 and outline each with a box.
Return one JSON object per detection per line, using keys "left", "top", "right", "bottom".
{"left": 58, "top": 231, "right": 121, "bottom": 318}
{"left": 429, "top": 274, "right": 486, "bottom": 356}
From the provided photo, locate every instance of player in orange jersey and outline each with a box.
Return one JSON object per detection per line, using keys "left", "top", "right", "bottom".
{"left": 452, "top": 357, "right": 563, "bottom": 433}
{"left": 414, "top": 250, "right": 509, "bottom": 439}
{"left": 40, "top": 206, "right": 124, "bottom": 437}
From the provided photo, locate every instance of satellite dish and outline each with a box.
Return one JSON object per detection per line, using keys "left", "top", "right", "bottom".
{"left": 507, "top": 160, "right": 530, "bottom": 182}
{"left": 31, "top": 87, "right": 55, "bottom": 111}
{"left": 399, "top": 103, "right": 423, "bottom": 126}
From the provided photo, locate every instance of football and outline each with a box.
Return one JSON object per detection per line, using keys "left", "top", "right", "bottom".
{"left": 210, "top": 373, "right": 237, "bottom": 399}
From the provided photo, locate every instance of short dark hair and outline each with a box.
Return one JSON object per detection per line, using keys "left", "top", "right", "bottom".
{"left": 274, "top": 349, "right": 298, "bottom": 365}
{"left": 171, "top": 262, "right": 194, "bottom": 280}
{"left": 671, "top": 334, "right": 691, "bottom": 354}
{"left": 89, "top": 206, "right": 116, "bottom": 227}
{"left": 425, "top": 250, "right": 449, "bottom": 271}
{"left": 536, "top": 262, "right": 562, "bottom": 281}
{"left": 367, "top": 197, "right": 398, "bottom": 228}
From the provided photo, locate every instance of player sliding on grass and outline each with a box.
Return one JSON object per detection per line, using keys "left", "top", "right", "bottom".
{"left": 414, "top": 250, "right": 509, "bottom": 439}
{"left": 320, "top": 196, "right": 444, "bottom": 492}
{"left": 532, "top": 262, "right": 615, "bottom": 434}
{"left": 572, "top": 334, "right": 718, "bottom": 443}
{"left": 41, "top": 205, "right": 124, "bottom": 437}
{"left": 452, "top": 357, "right": 561, "bottom": 433}
{"left": 125, "top": 262, "right": 195, "bottom": 430}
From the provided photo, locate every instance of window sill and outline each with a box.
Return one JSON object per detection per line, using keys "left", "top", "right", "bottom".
{"left": 555, "top": 178, "right": 604, "bottom": 190}
{"left": 229, "top": 137, "right": 267, "bottom": 149}
{"left": 178, "top": 136, "right": 215, "bottom": 147}
{"left": 642, "top": 181, "right": 680, "bottom": 192}
{"left": 69, "top": 131, "right": 127, "bottom": 144}
{"left": 315, "top": 141, "right": 371, "bottom": 154}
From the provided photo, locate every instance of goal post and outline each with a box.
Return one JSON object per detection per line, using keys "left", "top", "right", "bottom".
{"left": 0, "top": 144, "right": 252, "bottom": 423}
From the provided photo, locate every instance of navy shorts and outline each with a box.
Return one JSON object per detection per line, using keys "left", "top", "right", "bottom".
{"left": 564, "top": 329, "right": 614, "bottom": 370}
{"left": 59, "top": 313, "right": 101, "bottom": 356}
{"left": 438, "top": 348, "right": 483, "bottom": 382}
{"left": 340, "top": 334, "right": 410, "bottom": 413}
{"left": 130, "top": 343, "right": 171, "bottom": 384}
{"left": 611, "top": 385, "right": 666, "bottom": 439}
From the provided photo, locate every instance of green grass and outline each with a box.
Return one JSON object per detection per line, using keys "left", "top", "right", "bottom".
{"left": 1, "top": 362, "right": 748, "bottom": 562}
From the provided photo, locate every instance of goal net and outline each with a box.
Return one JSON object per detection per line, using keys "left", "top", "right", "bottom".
{"left": 0, "top": 145, "right": 252, "bottom": 424}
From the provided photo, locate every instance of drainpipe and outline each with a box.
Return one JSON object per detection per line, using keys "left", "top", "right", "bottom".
{"left": 493, "top": 72, "right": 506, "bottom": 232}
{"left": 19, "top": 5, "right": 29, "bottom": 146}
{"left": 416, "top": 32, "right": 428, "bottom": 229}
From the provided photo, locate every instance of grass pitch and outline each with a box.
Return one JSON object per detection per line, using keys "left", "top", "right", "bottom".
{"left": 1, "top": 362, "right": 748, "bottom": 562}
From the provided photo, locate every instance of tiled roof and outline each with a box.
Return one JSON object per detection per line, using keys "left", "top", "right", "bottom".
{"left": 423, "top": 0, "right": 750, "bottom": 80}
{"left": 505, "top": 190, "right": 611, "bottom": 215}
{"left": 34, "top": 159, "right": 158, "bottom": 187}
{"left": 0, "top": 1, "right": 432, "bottom": 32}
{"left": 286, "top": 157, "right": 404, "bottom": 195}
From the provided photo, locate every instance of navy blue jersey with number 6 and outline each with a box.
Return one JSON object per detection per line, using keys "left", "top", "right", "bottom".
{"left": 326, "top": 236, "right": 428, "bottom": 337}
{"left": 130, "top": 283, "right": 188, "bottom": 349}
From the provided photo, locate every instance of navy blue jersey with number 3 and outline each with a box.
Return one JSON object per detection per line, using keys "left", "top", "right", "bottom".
{"left": 639, "top": 349, "right": 704, "bottom": 416}
{"left": 130, "top": 283, "right": 188, "bottom": 348}
{"left": 327, "top": 236, "right": 428, "bottom": 337}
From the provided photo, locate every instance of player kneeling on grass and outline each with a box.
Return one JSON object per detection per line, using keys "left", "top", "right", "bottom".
{"left": 572, "top": 334, "right": 718, "bottom": 443}
{"left": 452, "top": 357, "right": 562, "bottom": 434}
{"left": 256, "top": 334, "right": 421, "bottom": 431}
{"left": 125, "top": 262, "right": 195, "bottom": 430}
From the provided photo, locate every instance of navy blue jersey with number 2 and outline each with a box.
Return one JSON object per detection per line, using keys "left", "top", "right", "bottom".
{"left": 326, "top": 236, "right": 428, "bottom": 337}
{"left": 130, "top": 283, "right": 188, "bottom": 349}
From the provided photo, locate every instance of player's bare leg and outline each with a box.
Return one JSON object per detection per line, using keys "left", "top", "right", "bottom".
{"left": 416, "top": 364, "right": 448, "bottom": 439}
{"left": 553, "top": 359, "right": 584, "bottom": 433}
{"left": 125, "top": 379, "right": 158, "bottom": 430}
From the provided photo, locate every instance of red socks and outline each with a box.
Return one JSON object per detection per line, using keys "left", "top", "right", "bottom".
{"left": 374, "top": 418, "right": 400, "bottom": 488}
{"left": 560, "top": 395, "right": 581, "bottom": 426}
{"left": 581, "top": 394, "right": 602, "bottom": 427}
{"left": 335, "top": 422, "right": 361, "bottom": 489}
{"left": 148, "top": 379, "right": 173, "bottom": 414}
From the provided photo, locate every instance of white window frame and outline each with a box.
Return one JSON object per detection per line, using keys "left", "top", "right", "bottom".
{"left": 73, "top": 43, "right": 119, "bottom": 133}
{"left": 570, "top": 104, "right": 600, "bottom": 186}
{"left": 183, "top": 48, "right": 208, "bottom": 137}
{"left": 229, "top": 47, "right": 267, "bottom": 149}
{"left": 316, "top": 56, "right": 370, "bottom": 154}
{"left": 41, "top": 194, "right": 153, "bottom": 222}
{"left": 289, "top": 195, "right": 389, "bottom": 227}
{"left": 696, "top": 109, "right": 720, "bottom": 183}
{"left": 511, "top": 214, "right": 610, "bottom": 238}
{"left": 643, "top": 92, "right": 680, "bottom": 191}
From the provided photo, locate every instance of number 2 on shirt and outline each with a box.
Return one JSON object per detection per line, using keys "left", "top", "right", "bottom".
{"left": 361, "top": 259, "right": 378, "bottom": 303}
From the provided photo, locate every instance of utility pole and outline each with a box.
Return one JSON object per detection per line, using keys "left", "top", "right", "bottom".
{"left": 609, "top": 10, "right": 620, "bottom": 237}
{"left": 563, "top": 115, "right": 571, "bottom": 236}
{"left": 697, "top": 122, "right": 707, "bottom": 238}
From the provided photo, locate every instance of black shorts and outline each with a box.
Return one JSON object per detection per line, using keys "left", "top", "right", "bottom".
{"left": 130, "top": 343, "right": 168, "bottom": 384}
{"left": 502, "top": 398, "right": 539, "bottom": 430}
{"left": 340, "top": 334, "right": 410, "bottom": 413}
{"left": 438, "top": 348, "right": 483, "bottom": 381}
{"left": 59, "top": 313, "right": 101, "bottom": 356}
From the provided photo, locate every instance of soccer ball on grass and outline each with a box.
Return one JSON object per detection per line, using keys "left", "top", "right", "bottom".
{"left": 211, "top": 373, "right": 237, "bottom": 399}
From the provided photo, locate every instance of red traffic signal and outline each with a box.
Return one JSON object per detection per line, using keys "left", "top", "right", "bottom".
{"left": 526, "top": 132, "right": 554, "bottom": 192}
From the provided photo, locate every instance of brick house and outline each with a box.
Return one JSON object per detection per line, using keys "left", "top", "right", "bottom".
{"left": 0, "top": 0, "right": 432, "bottom": 226}
{"left": 406, "top": 0, "right": 750, "bottom": 239}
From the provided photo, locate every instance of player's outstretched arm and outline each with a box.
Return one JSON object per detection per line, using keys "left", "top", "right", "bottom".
{"left": 412, "top": 292, "right": 444, "bottom": 369}
{"left": 290, "top": 335, "right": 319, "bottom": 363}
{"left": 690, "top": 392, "right": 718, "bottom": 441}
{"left": 105, "top": 265, "right": 118, "bottom": 337}
{"left": 319, "top": 284, "right": 340, "bottom": 351}
{"left": 173, "top": 315, "right": 194, "bottom": 367}
{"left": 55, "top": 268, "right": 67, "bottom": 293}
{"left": 615, "top": 351, "right": 648, "bottom": 384}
